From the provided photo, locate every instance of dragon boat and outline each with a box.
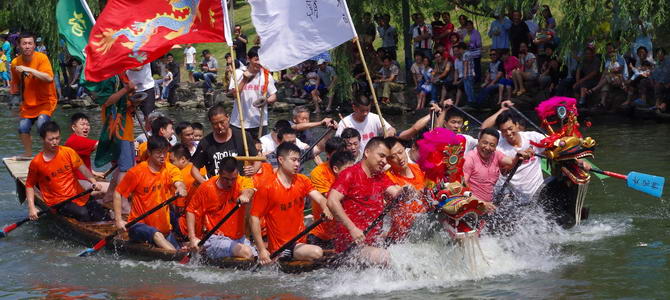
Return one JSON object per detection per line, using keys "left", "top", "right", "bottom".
{"left": 532, "top": 97, "right": 597, "bottom": 228}
{"left": 2, "top": 157, "right": 330, "bottom": 274}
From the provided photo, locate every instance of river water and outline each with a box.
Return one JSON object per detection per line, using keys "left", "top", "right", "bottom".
{"left": 0, "top": 105, "right": 668, "bottom": 299}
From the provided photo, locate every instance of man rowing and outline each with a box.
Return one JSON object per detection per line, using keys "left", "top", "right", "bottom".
{"left": 114, "top": 136, "right": 187, "bottom": 251}
{"left": 336, "top": 95, "right": 396, "bottom": 154}
{"left": 25, "top": 121, "right": 108, "bottom": 222}
{"left": 327, "top": 137, "right": 403, "bottom": 265}
{"left": 186, "top": 157, "right": 256, "bottom": 259}
{"left": 250, "top": 142, "right": 333, "bottom": 265}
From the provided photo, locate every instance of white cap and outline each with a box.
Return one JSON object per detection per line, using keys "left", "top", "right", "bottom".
{"left": 317, "top": 58, "right": 326, "bottom": 65}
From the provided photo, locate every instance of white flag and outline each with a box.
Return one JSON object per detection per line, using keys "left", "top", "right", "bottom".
{"left": 249, "top": 0, "right": 357, "bottom": 71}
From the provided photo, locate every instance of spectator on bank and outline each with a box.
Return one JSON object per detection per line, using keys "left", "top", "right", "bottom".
{"left": 499, "top": 48, "right": 518, "bottom": 101}
{"left": 476, "top": 49, "right": 504, "bottom": 104}
{"left": 377, "top": 14, "right": 398, "bottom": 61}
{"left": 317, "top": 59, "right": 337, "bottom": 113}
{"left": 0, "top": 49, "right": 8, "bottom": 87}
{"left": 410, "top": 52, "right": 425, "bottom": 87}
{"left": 304, "top": 67, "right": 323, "bottom": 113}
{"left": 431, "top": 51, "right": 452, "bottom": 103}
{"left": 456, "top": 15, "right": 468, "bottom": 38}
{"left": 573, "top": 47, "right": 601, "bottom": 107}
{"left": 193, "top": 49, "right": 218, "bottom": 95}
{"left": 375, "top": 57, "right": 403, "bottom": 105}
{"left": 416, "top": 56, "right": 433, "bottom": 110}
{"left": 464, "top": 20, "right": 482, "bottom": 83}
{"left": 412, "top": 13, "right": 433, "bottom": 60}
{"left": 453, "top": 42, "right": 475, "bottom": 107}
{"left": 0, "top": 34, "right": 11, "bottom": 81}
{"left": 538, "top": 44, "right": 561, "bottom": 96}
{"left": 433, "top": 12, "right": 455, "bottom": 52}
{"left": 233, "top": 25, "right": 248, "bottom": 65}
{"left": 623, "top": 46, "right": 655, "bottom": 107}
{"left": 183, "top": 44, "right": 196, "bottom": 83}
{"left": 586, "top": 43, "right": 627, "bottom": 109}
{"left": 652, "top": 48, "right": 670, "bottom": 112}
{"left": 533, "top": 22, "right": 556, "bottom": 53}
{"left": 489, "top": 13, "right": 512, "bottom": 50}
{"left": 359, "top": 12, "right": 377, "bottom": 47}
{"left": 509, "top": 11, "right": 531, "bottom": 56}
{"left": 512, "top": 42, "right": 538, "bottom": 96}
{"left": 35, "top": 37, "right": 47, "bottom": 54}
{"left": 541, "top": 5, "right": 556, "bottom": 29}
{"left": 447, "top": 33, "right": 461, "bottom": 59}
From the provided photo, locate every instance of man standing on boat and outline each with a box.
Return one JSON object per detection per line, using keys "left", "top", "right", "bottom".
{"left": 114, "top": 136, "right": 187, "bottom": 251}
{"left": 186, "top": 157, "right": 256, "bottom": 259}
{"left": 191, "top": 103, "right": 260, "bottom": 182}
{"left": 336, "top": 96, "right": 396, "bottom": 155}
{"left": 25, "top": 121, "right": 109, "bottom": 222}
{"left": 327, "top": 137, "right": 403, "bottom": 265}
{"left": 9, "top": 32, "right": 58, "bottom": 157}
{"left": 250, "top": 142, "right": 333, "bottom": 265}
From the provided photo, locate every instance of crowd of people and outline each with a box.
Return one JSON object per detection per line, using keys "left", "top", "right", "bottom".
{"left": 2, "top": 5, "right": 659, "bottom": 267}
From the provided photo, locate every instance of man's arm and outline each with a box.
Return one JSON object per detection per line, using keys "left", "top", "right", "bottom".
{"left": 113, "top": 191, "right": 127, "bottom": 231}
{"left": 186, "top": 211, "right": 200, "bottom": 250}
{"left": 308, "top": 190, "right": 333, "bottom": 220}
{"left": 15, "top": 65, "right": 53, "bottom": 83}
{"left": 250, "top": 215, "right": 271, "bottom": 264}
{"left": 26, "top": 187, "right": 39, "bottom": 220}
{"left": 191, "top": 163, "right": 207, "bottom": 184}
{"left": 326, "top": 189, "right": 364, "bottom": 243}
{"left": 482, "top": 100, "right": 513, "bottom": 129}
{"left": 78, "top": 165, "right": 100, "bottom": 191}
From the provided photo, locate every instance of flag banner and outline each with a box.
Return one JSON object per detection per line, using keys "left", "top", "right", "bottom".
{"left": 56, "top": 0, "right": 93, "bottom": 63}
{"left": 249, "top": 0, "right": 356, "bottom": 71}
{"left": 84, "top": 0, "right": 232, "bottom": 82}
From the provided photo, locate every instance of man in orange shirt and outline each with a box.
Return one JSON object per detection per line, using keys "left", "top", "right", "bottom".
{"left": 186, "top": 157, "right": 256, "bottom": 259}
{"left": 114, "top": 136, "right": 187, "bottom": 251}
{"left": 251, "top": 142, "right": 333, "bottom": 265}
{"left": 10, "top": 32, "right": 58, "bottom": 157}
{"left": 137, "top": 116, "right": 174, "bottom": 162}
{"left": 169, "top": 143, "right": 204, "bottom": 237}
{"left": 308, "top": 150, "right": 356, "bottom": 249}
{"left": 25, "top": 121, "right": 108, "bottom": 222}
{"left": 385, "top": 137, "right": 428, "bottom": 242}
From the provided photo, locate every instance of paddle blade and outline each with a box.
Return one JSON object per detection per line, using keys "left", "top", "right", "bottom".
{"left": 78, "top": 238, "right": 108, "bottom": 257}
{"left": 0, "top": 223, "right": 18, "bottom": 238}
{"left": 627, "top": 171, "right": 665, "bottom": 198}
{"left": 0, "top": 230, "right": 6, "bottom": 238}
{"left": 179, "top": 253, "right": 192, "bottom": 265}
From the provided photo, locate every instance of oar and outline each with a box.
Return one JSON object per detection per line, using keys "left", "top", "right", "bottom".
{"left": 251, "top": 216, "right": 326, "bottom": 271}
{"left": 299, "top": 128, "right": 334, "bottom": 164}
{"left": 329, "top": 188, "right": 409, "bottom": 264}
{"left": 180, "top": 201, "right": 242, "bottom": 264}
{"left": 494, "top": 155, "right": 524, "bottom": 202}
{"left": 0, "top": 189, "right": 94, "bottom": 239}
{"left": 449, "top": 105, "right": 483, "bottom": 126}
{"left": 77, "top": 194, "right": 180, "bottom": 257}
{"left": 535, "top": 153, "right": 665, "bottom": 198}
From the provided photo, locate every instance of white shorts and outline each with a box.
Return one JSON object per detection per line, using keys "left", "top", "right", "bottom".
{"left": 203, "top": 235, "right": 257, "bottom": 259}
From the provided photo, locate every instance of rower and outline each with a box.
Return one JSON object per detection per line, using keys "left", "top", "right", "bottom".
{"left": 64, "top": 112, "right": 109, "bottom": 197}
{"left": 481, "top": 101, "right": 544, "bottom": 203}
{"left": 25, "top": 121, "right": 108, "bottom": 222}
{"left": 309, "top": 148, "right": 356, "bottom": 249}
{"left": 340, "top": 128, "right": 362, "bottom": 161}
{"left": 250, "top": 142, "right": 333, "bottom": 265}
{"left": 191, "top": 103, "right": 260, "bottom": 183}
{"left": 186, "top": 157, "right": 256, "bottom": 259}
{"left": 327, "top": 137, "right": 402, "bottom": 265}
{"left": 463, "top": 128, "right": 528, "bottom": 206}
{"left": 336, "top": 95, "right": 396, "bottom": 154}
{"left": 385, "top": 137, "right": 427, "bottom": 242}
{"left": 265, "top": 127, "right": 312, "bottom": 168}
{"left": 290, "top": 105, "right": 336, "bottom": 148}
{"left": 169, "top": 144, "right": 204, "bottom": 237}
{"left": 175, "top": 121, "right": 196, "bottom": 156}
{"left": 137, "top": 116, "right": 174, "bottom": 162}
{"left": 114, "top": 136, "right": 187, "bottom": 251}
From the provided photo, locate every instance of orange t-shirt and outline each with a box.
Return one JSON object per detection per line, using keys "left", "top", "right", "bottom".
{"left": 137, "top": 142, "right": 148, "bottom": 162}
{"left": 186, "top": 175, "right": 254, "bottom": 240}
{"left": 309, "top": 162, "right": 336, "bottom": 240}
{"left": 251, "top": 174, "right": 314, "bottom": 253}
{"left": 26, "top": 146, "right": 87, "bottom": 207}
{"left": 9, "top": 52, "right": 58, "bottom": 119}
{"left": 386, "top": 163, "right": 428, "bottom": 241}
{"left": 252, "top": 162, "right": 275, "bottom": 186}
{"left": 175, "top": 162, "right": 205, "bottom": 207}
{"left": 116, "top": 161, "right": 183, "bottom": 234}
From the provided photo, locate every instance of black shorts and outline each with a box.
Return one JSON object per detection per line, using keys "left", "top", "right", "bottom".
{"left": 307, "top": 234, "right": 334, "bottom": 250}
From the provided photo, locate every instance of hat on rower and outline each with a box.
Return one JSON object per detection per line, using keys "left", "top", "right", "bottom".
{"left": 317, "top": 58, "right": 326, "bottom": 65}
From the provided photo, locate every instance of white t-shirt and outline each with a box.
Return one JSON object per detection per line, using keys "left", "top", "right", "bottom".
{"left": 521, "top": 52, "right": 538, "bottom": 74}
{"left": 126, "top": 64, "right": 154, "bottom": 92}
{"left": 495, "top": 131, "right": 545, "bottom": 203}
{"left": 229, "top": 69, "right": 277, "bottom": 128}
{"left": 259, "top": 133, "right": 309, "bottom": 155}
{"left": 335, "top": 112, "right": 394, "bottom": 154}
{"left": 184, "top": 46, "right": 196, "bottom": 64}
{"left": 461, "top": 134, "right": 477, "bottom": 154}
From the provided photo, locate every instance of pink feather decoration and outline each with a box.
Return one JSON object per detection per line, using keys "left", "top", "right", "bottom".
{"left": 535, "top": 96, "right": 578, "bottom": 120}
{"left": 417, "top": 128, "right": 463, "bottom": 181}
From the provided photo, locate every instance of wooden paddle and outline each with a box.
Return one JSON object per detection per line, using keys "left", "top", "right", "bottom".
{"left": 0, "top": 189, "right": 94, "bottom": 239}
{"left": 299, "top": 128, "right": 334, "bottom": 164}
{"left": 77, "top": 194, "right": 180, "bottom": 257}
{"left": 449, "top": 105, "right": 483, "bottom": 127}
{"left": 180, "top": 201, "right": 242, "bottom": 264}
{"left": 494, "top": 155, "right": 524, "bottom": 202}
{"left": 251, "top": 216, "right": 325, "bottom": 271}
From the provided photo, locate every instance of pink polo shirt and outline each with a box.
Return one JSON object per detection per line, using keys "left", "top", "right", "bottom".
{"left": 464, "top": 150, "right": 506, "bottom": 202}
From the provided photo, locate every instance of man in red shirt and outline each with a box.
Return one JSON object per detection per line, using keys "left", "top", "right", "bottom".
{"left": 64, "top": 113, "right": 109, "bottom": 197}
{"left": 327, "top": 137, "right": 402, "bottom": 265}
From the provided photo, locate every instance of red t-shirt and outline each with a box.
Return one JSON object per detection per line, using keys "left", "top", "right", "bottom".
{"left": 64, "top": 134, "right": 97, "bottom": 180}
{"left": 331, "top": 162, "right": 394, "bottom": 252}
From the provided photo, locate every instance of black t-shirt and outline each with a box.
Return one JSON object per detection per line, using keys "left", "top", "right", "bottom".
{"left": 191, "top": 127, "right": 257, "bottom": 177}
{"left": 234, "top": 34, "right": 248, "bottom": 59}
{"left": 509, "top": 22, "right": 530, "bottom": 45}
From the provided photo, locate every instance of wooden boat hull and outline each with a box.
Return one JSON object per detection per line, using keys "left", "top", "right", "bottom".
{"left": 3, "top": 158, "right": 329, "bottom": 273}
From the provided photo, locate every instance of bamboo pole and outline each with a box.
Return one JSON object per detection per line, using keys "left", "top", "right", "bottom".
{"left": 228, "top": 3, "right": 249, "bottom": 157}
{"left": 353, "top": 38, "right": 387, "bottom": 134}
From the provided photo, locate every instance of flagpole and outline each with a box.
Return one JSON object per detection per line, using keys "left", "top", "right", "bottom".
{"left": 227, "top": 0, "right": 250, "bottom": 157}
{"left": 79, "top": 0, "right": 96, "bottom": 24}
{"left": 341, "top": 0, "right": 387, "bottom": 134}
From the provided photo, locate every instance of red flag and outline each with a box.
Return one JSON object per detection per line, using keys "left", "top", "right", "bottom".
{"left": 84, "top": 0, "right": 231, "bottom": 82}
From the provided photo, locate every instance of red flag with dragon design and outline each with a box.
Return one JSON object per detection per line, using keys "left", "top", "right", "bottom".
{"left": 84, "top": 0, "right": 232, "bottom": 82}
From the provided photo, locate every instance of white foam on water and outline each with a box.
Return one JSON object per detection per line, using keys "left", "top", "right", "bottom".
{"left": 313, "top": 208, "right": 632, "bottom": 298}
